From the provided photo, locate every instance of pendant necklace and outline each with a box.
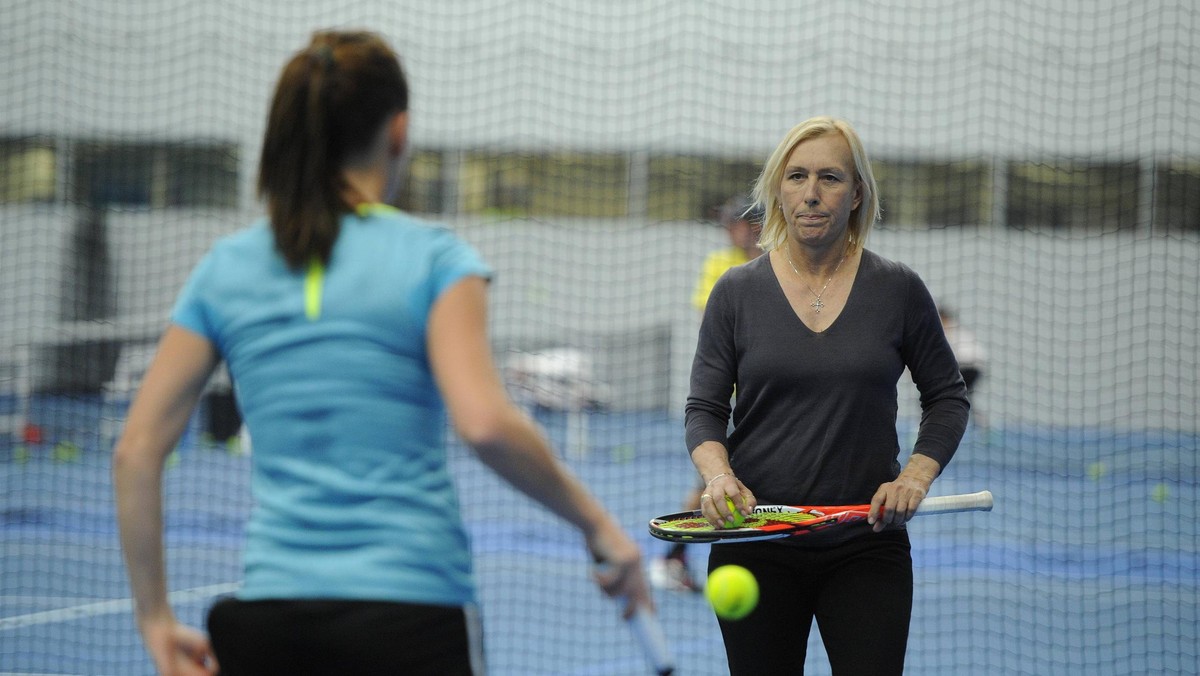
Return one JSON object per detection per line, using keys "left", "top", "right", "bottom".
{"left": 785, "top": 241, "right": 846, "bottom": 313}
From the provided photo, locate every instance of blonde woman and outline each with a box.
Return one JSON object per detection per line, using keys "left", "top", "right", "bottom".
{"left": 685, "top": 116, "right": 969, "bottom": 674}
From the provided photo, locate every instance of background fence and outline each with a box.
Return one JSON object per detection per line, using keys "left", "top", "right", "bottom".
{"left": 2, "top": 1, "right": 1197, "bottom": 674}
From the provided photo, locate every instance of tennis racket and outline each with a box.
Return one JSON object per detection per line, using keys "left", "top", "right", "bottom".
{"left": 594, "top": 558, "right": 675, "bottom": 675}
{"left": 649, "top": 490, "right": 993, "bottom": 544}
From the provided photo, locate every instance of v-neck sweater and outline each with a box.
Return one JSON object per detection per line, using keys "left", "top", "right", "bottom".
{"left": 685, "top": 249, "right": 969, "bottom": 516}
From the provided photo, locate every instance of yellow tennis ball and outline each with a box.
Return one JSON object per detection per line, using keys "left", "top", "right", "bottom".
{"left": 724, "top": 496, "right": 745, "bottom": 528}
{"left": 706, "top": 565, "right": 759, "bottom": 621}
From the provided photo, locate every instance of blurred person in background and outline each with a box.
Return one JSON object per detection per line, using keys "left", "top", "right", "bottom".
{"left": 939, "top": 304, "right": 987, "bottom": 431}
{"left": 650, "top": 196, "right": 763, "bottom": 593}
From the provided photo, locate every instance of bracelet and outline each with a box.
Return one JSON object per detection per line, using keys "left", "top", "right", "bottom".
{"left": 705, "top": 472, "right": 734, "bottom": 488}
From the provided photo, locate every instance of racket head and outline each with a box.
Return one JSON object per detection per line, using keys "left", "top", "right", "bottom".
{"left": 648, "top": 505, "right": 859, "bottom": 543}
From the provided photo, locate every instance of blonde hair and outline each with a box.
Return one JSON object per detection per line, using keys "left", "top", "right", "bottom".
{"left": 751, "top": 116, "right": 881, "bottom": 254}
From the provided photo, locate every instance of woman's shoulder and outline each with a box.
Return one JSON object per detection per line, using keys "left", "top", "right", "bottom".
{"left": 707, "top": 251, "right": 768, "bottom": 294}
{"left": 357, "top": 204, "right": 436, "bottom": 229}
{"left": 725, "top": 250, "right": 772, "bottom": 280}
{"left": 352, "top": 209, "right": 490, "bottom": 280}
{"left": 206, "top": 219, "right": 273, "bottom": 260}
{"left": 354, "top": 207, "right": 464, "bottom": 245}
{"left": 706, "top": 253, "right": 774, "bottom": 309}
{"left": 860, "top": 248, "right": 921, "bottom": 282}
{"left": 858, "top": 249, "right": 938, "bottom": 318}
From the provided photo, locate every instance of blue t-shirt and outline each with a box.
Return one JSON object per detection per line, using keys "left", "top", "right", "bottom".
{"left": 171, "top": 205, "right": 492, "bottom": 606}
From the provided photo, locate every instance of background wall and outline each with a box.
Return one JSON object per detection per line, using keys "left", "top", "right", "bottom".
{"left": 3, "top": 206, "right": 1196, "bottom": 431}
{"left": 2, "top": 1, "right": 1198, "bottom": 199}
{"left": 1, "top": 0, "right": 1197, "bottom": 429}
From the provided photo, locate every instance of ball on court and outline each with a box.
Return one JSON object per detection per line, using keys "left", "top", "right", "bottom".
{"left": 1087, "top": 462, "right": 1107, "bottom": 481}
{"left": 1151, "top": 483, "right": 1169, "bottom": 503}
{"left": 724, "top": 497, "right": 745, "bottom": 528}
{"left": 706, "top": 565, "right": 759, "bottom": 621}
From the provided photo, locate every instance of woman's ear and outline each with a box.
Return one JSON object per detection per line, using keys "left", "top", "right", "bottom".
{"left": 388, "top": 111, "right": 409, "bottom": 157}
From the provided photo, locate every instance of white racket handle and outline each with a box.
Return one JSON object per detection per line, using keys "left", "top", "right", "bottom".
{"left": 917, "top": 490, "right": 994, "bottom": 515}
{"left": 627, "top": 604, "right": 675, "bottom": 676}
{"left": 594, "top": 558, "right": 676, "bottom": 675}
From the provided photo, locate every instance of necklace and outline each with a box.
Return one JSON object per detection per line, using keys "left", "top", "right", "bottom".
{"left": 784, "top": 241, "right": 847, "bottom": 313}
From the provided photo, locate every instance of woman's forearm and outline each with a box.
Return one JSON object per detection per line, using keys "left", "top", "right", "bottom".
{"left": 114, "top": 449, "right": 171, "bottom": 624}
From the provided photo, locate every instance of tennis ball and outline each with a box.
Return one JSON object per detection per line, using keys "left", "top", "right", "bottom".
{"left": 1087, "top": 462, "right": 1107, "bottom": 481}
{"left": 724, "top": 497, "right": 745, "bottom": 528}
{"left": 1151, "top": 483, "right": 1169, "bottom": 503}
{"left": 51, "top": 441, "right": 80, "bottom": 464}
{"left": 706, "top": 565, "right": 759, "bottom": 621}
{"left": 610, "top": 443, "right": 635, "bottom": 464}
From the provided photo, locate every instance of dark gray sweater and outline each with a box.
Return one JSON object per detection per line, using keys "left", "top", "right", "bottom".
{"left": 685, "top": 249, "right": 969, "bottom": 511}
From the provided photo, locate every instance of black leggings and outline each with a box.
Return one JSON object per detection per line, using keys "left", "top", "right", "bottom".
{"left": 207, "top": 597, "right": 482, "bottom": 675}
{"left": 708, "top": 530, "right": 913, "bottom": 676}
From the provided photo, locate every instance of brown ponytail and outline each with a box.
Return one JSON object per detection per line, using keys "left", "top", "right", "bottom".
{"left": 257, "top": 31, "right": 408, "bottom": 268}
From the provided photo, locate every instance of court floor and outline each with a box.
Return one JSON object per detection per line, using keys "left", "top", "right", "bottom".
{"left": 2, "top": 407, "right": 1196, "bottom": 675}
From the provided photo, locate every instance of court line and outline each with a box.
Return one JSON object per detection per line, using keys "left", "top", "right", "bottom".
{"left": 0, "top": 582, "right": 239, "bottom": 631}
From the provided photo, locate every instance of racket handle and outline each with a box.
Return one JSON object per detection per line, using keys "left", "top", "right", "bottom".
{"left": 917, "top": 490, "right": 994, "bottom": 514}
{"left": 627, "top": 604, "right": 675, "bottom": 676}
{"left": 594, "top": 558, "right": 676, "bottom": 675}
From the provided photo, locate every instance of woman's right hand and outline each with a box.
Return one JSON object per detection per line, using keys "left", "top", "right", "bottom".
{"left": 587, "top": 522, "right": 652, "bottom": 619}
{"left": 699, "top": 473, "right": 756, "bottom": 528}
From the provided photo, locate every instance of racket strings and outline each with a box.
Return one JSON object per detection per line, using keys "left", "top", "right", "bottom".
{"left": 658, "top": 510, "right": 825, "bottom": 532}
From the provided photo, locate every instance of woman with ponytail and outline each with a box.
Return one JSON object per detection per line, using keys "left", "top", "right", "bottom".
{"left": 114, "top": 30, "right": 650, "bottom": 675}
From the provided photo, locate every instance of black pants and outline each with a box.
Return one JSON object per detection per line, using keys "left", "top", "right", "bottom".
{"left": 207, "top": 597, "right": 482, "bottom": 675}
{"left": 708, "top": 530, "right": 913, "bottom": 675}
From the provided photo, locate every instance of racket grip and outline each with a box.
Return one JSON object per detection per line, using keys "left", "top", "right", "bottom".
{"left": 594, "top": 558, "right": 676, "bottom": 675}
{"left": 627, "top": 604, "right": 675, "bottom": 676}
{"left": 918, "top": 490, "right": 994, "bottom": 514}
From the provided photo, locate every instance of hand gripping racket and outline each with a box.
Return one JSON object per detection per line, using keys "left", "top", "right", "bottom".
{"left": 649, "top": 490, "right": 993, "bottom": 544}
{"left": 594, "top": 558, "right": 675, "bottom": 675}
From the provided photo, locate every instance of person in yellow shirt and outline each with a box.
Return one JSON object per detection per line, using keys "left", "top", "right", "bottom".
{"left": 650, "top": 197, "right": 763, "bottom": 593}
{"left": 691, "top": 199, "right": 765, "bottom": 311}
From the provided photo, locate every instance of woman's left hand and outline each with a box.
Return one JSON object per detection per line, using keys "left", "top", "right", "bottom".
{"left": 140, "top": 615, "right": 218, "bottom": 676}
{"left": 868, "top": 454, "right": 941, "bottom": 532}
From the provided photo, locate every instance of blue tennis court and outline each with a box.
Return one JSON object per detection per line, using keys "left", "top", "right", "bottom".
{"left": 2, "top": 404, "right": 1195, "bottom": 675}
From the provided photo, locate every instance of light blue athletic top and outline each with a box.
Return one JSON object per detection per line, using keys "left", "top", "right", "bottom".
{"left": 171, "top": 205, "right": 492, "bottom": 606}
